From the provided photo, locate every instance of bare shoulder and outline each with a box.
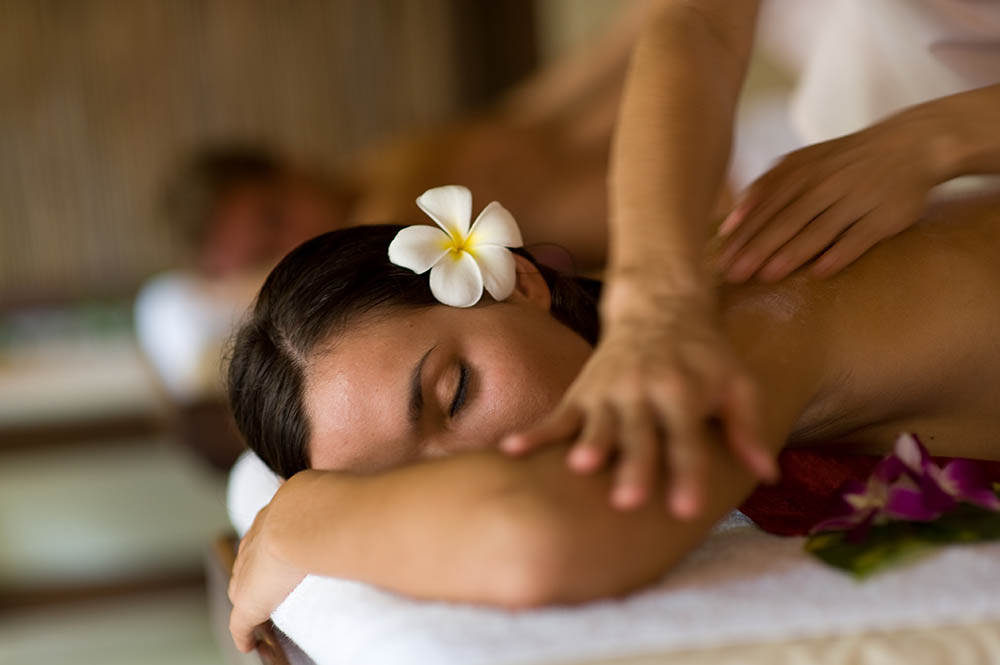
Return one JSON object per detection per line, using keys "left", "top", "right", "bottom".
{"left": 793, "top": 192, "right": 1000, "bottom": 459}
{"left": 715, "top": 191, "right": 1000, "bottom": 458}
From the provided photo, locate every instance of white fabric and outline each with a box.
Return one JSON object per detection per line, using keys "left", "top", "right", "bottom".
{"left": 227, "top": 451, "right": 284, "bottom": 536}
{"left": 228, "top": 451, "right": 1000, "bottom": 665}
{"left": 731, "top": 0, "right": 1000, "bottom": 195}
{"left": 789, "top": 0, "right": 1000, "bottom": 144}
{"left": 134, "top": 271, "right": 250, "bottom": 402}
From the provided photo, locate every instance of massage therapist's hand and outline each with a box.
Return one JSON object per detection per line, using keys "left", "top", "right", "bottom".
{"left": 502, "top": 285, "right": 779, "bottom": 518}
{"left": 716, "top": 110, "right": 948, "bottom": 283}
{"left": 228, "top": 499, "right": 306, "bottom": 653}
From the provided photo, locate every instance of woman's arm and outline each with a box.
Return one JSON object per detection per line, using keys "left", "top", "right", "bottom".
{"left": 232, "top": 440, "right": 747, "bottom": 649}
{"left": 262, "top": 422, "right": 786, "bottom": 611}
{"left": 233, "top": 437, "right": 770, "bottom": 649}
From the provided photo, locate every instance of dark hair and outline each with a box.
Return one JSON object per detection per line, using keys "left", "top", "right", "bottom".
{"left": 161, "top": 143, "right": 283, "bottom": 247}
{"left": 227, "top": 224, "right": 600, "bottom": 478}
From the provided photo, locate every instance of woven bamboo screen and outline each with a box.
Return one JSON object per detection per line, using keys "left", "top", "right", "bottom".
{"left": 0, "top": 0, "right": 533, "bottom": 305}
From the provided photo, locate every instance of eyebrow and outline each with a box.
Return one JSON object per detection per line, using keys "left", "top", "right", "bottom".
{"left": 408, "top": 345, "right": 436, "bottom": 431}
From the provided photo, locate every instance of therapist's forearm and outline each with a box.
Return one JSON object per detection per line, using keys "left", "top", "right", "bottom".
{"left": 608, "top": 3, "right": 758, "bottom": 307}
{"left": 925, "top": 84, "right": 1000, "bottom": 180}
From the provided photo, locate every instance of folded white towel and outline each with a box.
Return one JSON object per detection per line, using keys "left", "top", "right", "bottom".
{"left": 228, "top": 451, "right": 1000, "bottom": 665}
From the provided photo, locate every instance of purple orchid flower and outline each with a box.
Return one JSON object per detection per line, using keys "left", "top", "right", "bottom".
{"left": 811, "top": 432, "right": 1000, "bottom": 539}
{"left": 889, "top": 432, "right": 1000, "bottom": 515}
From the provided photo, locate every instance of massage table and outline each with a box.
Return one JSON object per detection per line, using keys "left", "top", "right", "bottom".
{"left": 210, "top": 452, "right": 1000, "bottom": 665}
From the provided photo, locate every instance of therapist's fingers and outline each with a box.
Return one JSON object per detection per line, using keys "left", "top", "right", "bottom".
{"left": 501, "top": 405, "right": 581, "bottom": 455}
{"left": 654, "top": 386, "right": 710, "bottom": 519}
{"left": 719, "top": 372, "right": 778, "bottom": 484}
{"left": 610, "top": 403, "right": 660, "bottom": 510}
{"left": 811, "top": 207, "right": 895, "bottom": 278}
{"left": 718, "top": 169, "right": 811, "bottom": 263}
{"left": 757, "top": 199, "right": 866, "bottom": 283}
{"left": 567, "top": 403, "right": 617, "bottom": 473}
{"left": 724, "top": 180, "right": 849, "bottom": 282}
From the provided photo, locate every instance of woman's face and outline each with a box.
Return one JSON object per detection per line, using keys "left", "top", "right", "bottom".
{"left": 303, "top": 264, "right": 592, "bottom": 473}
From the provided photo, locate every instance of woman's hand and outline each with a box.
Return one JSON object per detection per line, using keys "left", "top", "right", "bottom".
{"left": 715, "top": 111, "right": 948, "bottom": 283}
{"left": 501, "top": 287, "right": 778, "bottom": 518}
{"left": 228, "top": 501, "right": 306, "bottom": 653}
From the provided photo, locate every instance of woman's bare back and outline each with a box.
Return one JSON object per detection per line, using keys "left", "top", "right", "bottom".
{"left": 716, "top": 191, "right": 1000, "bottom": 461}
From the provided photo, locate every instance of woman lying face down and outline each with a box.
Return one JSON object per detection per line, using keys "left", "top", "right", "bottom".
{"left": 230, "top": 196, "right": 1000, "bottom": 488}
{"left": 224, "top": 197, "right": 1000, "bottom": 653}
{"left": 229, "top": 224, "right": 601, "bottom": 478}
{"left": 235, "top": 206, "right": 1000, "bottom": 485}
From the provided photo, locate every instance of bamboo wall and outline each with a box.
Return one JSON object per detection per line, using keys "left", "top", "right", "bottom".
{"left": 0, "top": 0, "right": 534, "bottom": 305}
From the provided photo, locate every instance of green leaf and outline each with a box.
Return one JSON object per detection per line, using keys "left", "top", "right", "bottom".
{"left": 913, "top": 505, "right": 1000, "bottom": 543}
{"left": 806, "top": 508, "right": 1000, "bottom": 579}
{"left": 806, "top": 523, "right": 936, "bottom": 579}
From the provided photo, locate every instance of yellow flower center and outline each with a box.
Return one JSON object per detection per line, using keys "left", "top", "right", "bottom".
{"left": 445, "top": 232, "right": 475, "bottom": 258}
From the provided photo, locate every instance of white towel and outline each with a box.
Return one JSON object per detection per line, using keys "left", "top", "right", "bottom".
{"left": 228, "top": 451, "right": 1000, "bottom": 665}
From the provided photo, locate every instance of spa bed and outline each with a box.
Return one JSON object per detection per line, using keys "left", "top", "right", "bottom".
{"left": 211, "top": 451, "right": 1000, "bottom": 665}
{"left": 207, "top": 536, "right": 1000, "bottom": 665}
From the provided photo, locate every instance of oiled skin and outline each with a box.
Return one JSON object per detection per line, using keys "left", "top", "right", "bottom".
{"left": 715, "top": 192, "right": 1000, "bottom": 461}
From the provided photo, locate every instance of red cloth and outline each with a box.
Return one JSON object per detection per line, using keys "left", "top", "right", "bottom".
{"left": 737, "top": 448, "right": 1000, "bottom": 537}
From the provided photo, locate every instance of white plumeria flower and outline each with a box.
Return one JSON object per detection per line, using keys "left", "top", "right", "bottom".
{"left": 387, "top": 185, "right": 524, "bottom": 308}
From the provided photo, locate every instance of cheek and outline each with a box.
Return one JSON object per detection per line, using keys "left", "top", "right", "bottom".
{"left": 474, "top": 325, "right": 590, "bottom": 437}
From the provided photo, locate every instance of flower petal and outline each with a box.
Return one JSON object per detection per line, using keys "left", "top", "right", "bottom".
{"left": 468, "top": 201, "right": 523, "bottom": 248}
{"left": 939, "top": 460, "right": 1000, "bottom": 511}
{"left": 387, "top": 225, "right": 451, "bottom": 274}
{"left": 416, "top": 185, "right": 472, "bottom": 240}
{"left": 918, "top": 467, "right": 962, "bottom": 512}
{"left": 471, "top": 245, "right": 517, "bottom": 302}
{"left": 894, "top": 432, "right": 930, "bottom": 474}
{"left": 884, "top": 485, "right": 948, "bottom": 521}
{"left": 428, "top": 251, "right": 484, "bottom": 308}
{"left": 872, "top": 454, "right": 907, "bottom": 485}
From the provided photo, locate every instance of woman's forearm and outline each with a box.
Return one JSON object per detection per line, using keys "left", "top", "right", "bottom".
{"left": 270, "top": 454, "right": 553, "bottom": 607}
{"left": 608, "top": 1, "right": 759, "bottom": 303}
{"left": 268, "top": 428, "right": 786, "bottom": 608}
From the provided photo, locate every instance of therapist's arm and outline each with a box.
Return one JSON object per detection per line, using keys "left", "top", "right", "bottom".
{"left": 503, "top": 1, "right": 775, "bottom": 520}
{"left": 609, "top": 0, "right": 759, "bottom": 284}
{"left": 936, "top": 83, "right": 1000, "bottom": 177}
{"left": 717, "top": 83, "right": 1000, "bottom": 284}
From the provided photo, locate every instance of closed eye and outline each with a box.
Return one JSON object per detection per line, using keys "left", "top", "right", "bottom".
{"left": 449, "top": 363, "right": 469, "bottom": 418}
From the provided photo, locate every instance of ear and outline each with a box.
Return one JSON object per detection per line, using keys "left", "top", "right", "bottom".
{"left": 506, "top": 253, "right": 551, "bottom": 310}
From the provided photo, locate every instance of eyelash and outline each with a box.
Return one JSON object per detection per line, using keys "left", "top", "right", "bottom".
{"left": 449, "top": 363, "right": 469, "bottom": 418}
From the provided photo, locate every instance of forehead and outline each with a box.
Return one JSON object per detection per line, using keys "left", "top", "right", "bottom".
{"left": 303, "top": 309, "right": 431, "bottom": 470}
